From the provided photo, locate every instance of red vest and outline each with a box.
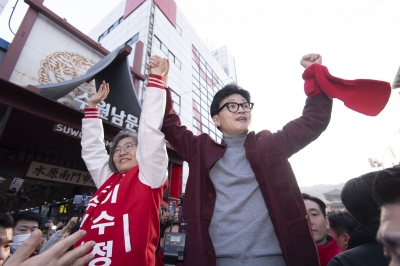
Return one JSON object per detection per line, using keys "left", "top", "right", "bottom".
{"left": 76, "top": 166, "right": 167, "bottom": 265}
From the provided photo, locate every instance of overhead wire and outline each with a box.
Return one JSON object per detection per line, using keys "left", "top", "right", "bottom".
{"left": 8, "top": 0, "right": 20, "bottom": 35}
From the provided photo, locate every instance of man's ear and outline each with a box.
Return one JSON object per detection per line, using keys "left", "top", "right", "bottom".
{"left": 212, "top": 115, "right": 220, "bottom": 127}
{"left": 325, "top": 216, "right": 330, "bottom": 229}
{"left": 341, "top": 233, "right": 351, "bottom": 247}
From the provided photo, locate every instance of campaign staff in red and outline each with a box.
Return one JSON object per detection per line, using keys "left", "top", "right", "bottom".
{"left": 76, "top": 58, "right": 169, "bottom": 265}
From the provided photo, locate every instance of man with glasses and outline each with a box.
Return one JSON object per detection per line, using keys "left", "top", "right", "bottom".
{"left": 151, "top": 53, "right": 332, "bottom": 265}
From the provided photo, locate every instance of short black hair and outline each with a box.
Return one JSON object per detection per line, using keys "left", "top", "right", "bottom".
{"left": 302, "top": 193, "right": 327, "bottom": 217}
{"left": 0, "top": 214, "right": 14, "bottom": 229}
{"left": 108, "top": 129, "right": 138, "bottom": 173}
{"left": 327, "top": 210, "right": 359, "bottom": 237}
{"left": 210, "top": 83, "right": 251, "bottom": 120}
{"left": 12, "top": 211, "right": 42, "bottom": 228}
{"left": 373, "top": 167, "right": 400, "bottom": 206}
{"left": 341, "top": 172, "right": 381, "bottom": 225}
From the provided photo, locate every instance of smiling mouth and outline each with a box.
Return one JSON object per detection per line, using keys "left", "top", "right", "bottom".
{"left": 236, "top": 117, "right": 247, "bottom": 121}
{"left": 119, "top": 158, "right": 130, "bottom": 163}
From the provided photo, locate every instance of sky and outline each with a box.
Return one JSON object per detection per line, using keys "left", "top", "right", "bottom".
{"left": 1, "top": 0, "right": 400, "bottom": 186}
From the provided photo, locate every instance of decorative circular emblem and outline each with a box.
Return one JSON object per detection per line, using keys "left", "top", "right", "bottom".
{"left": 38, "top": 51, "right": 96, "bottom": 110}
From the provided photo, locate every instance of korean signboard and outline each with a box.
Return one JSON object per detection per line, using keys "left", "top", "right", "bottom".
{"left": 25, "top": 161, "right": 95, "bottom": 187}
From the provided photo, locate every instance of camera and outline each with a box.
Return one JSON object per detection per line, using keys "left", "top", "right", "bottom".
{"left": 162, "top": 217, "right": 188, "bottom": 266}
{"left": 73, "top": 194, "right": 91, "bottom": 219}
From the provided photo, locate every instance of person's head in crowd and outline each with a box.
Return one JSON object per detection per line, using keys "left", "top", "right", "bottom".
{"left": 11, "top": 211, "right": 42, "bottom": 253}
{"left": 302, "top": 193, "right": 329, "bottom": 246}
{"left": 0, "top": 214, "right": 14, "bottom": 265}
{"left": 341, "top": 172, "right": 381, "bottom": 225}
{"left": 328, "top": 211, "right": 360, "bottom": 251}
{"left": 108, "top": 129, "right": 139, "bottom": 173}
{"left": 373, "top": 167, "right": 400, "bottom": 266}
{"left": 210, "top": 84, "right": 253, "bottom": 135}
{"left": 12, "top": 211, "right": 42, "bottom": 236}
{"left": 159, "top": 220, "right": 180, "bottom": 248}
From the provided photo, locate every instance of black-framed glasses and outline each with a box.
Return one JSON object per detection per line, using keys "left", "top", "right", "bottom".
{"left": 215, "top": 102, "right": 254, "bottom": 115}
{"left": 113, "top": 143, "right": 137, "bottom": 157}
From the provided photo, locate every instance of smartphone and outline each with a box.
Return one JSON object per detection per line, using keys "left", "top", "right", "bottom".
{"left": 51, "top": 225, "right": 57, "bottom": 230}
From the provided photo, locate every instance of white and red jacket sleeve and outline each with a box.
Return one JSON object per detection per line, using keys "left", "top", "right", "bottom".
{"left": 81, "top": 74, "right": 168, "bottom": 189}
{"left": 136, "top": 74, "right": 168, "bottom": 188}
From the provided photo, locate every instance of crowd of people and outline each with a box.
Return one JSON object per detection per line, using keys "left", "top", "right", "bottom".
{"left": 0, "top": 54, "right": 399, "bottom": 266}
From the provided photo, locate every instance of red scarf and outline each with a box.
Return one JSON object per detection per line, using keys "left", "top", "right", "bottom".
{"left": 76, "top": 166, "right": 167, "bottom": 265}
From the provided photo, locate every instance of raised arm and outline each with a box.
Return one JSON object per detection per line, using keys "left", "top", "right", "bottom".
{"left": 274, "top": 54, "right": 333, "bottom": 157}
{"left": 136, "top": 56, "right": 169, "bottom": 188}
{"left": 149, "top": 56, "right": 198, "bottom": 163}
{"left": 81, "top": 82, "right": 113, "bottom": 188}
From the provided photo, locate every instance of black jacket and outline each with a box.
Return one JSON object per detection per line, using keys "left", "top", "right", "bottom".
{"left": 327, "top": 221, "right": 389, "bottom": 266}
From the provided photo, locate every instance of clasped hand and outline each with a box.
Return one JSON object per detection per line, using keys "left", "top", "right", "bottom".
{"left": 300, "top": 53, "right": 322, "bottom": 68}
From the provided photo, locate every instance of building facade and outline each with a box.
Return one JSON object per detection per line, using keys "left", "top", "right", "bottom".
{"left": 87, "top": 0, "right": 236, "bottom": 192}
{"left": 0, "top": 0, "right": 235, "bottom": 217}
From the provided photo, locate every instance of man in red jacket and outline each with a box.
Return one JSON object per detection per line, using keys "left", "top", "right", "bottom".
{"left": 151, "top": 54, "right": 330, "bottom": 266}
{"left": 302, "top": 193, "right": 341, "bottom": 266}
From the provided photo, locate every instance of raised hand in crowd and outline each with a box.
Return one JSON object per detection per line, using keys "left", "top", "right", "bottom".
{"left": 60, "top": 217, "right": 78, "bottom": 236}
{"left": 300, "top": 53, "right": 322, "bottom": 68}
{"left": 88, "top": 81, "right": 109, "bottom": 108}
{"left": 47, "top": 228, "right": 56, "bottom": 240}
{"left": 149, "top": 55, "right": 169, "bottom": 80}
{"left": 161, "top": 209, "right": 171, "bottom": 224}
{"left": 56, "top": 221, "right": 64, "bottom": 230}
{"left": 39, "top": 216, "right": 80, "bottom": 254}
{"left": 5, "top": 229, "right": 95, "bottom": 266}
{"left": 44, "top": 219, "right": 54, "bottom": 228}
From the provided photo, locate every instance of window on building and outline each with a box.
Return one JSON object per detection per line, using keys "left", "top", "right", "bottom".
{"left": 193, "top": 117, "right": 200, "bottom": 127}
{"left": 193, "top": 107, "right": 200, "bottom": 118}
{"left": 176, "top": 24, "right": 182, "bottom": 35}
{"left": 191, "top": 45, "right": 225, "bottom": 143}
{"left": 200, "top": 55, "right": 206, "bottom": 65}
{"left": 170, "top": 88, "right": 181, "bottom": 114}
{"left": 112, "top": 20, "right": 120, "bottom": 29}
{"left": 125, "top": 33, "right": 139, "bottom": 46}
{"left": 108, "top": 25, "right": 115, "bottom": 34}
{"left": 169, "top": 52, "right": 175, "bottom": 64}
{"left": 161, "top": 43, "right": 169, "bottom": 55}
{"left": 154, "top": 36, "right": 161, "bottom": 49}
{"left": 193, "top": 91, "right": 200, "bottom": 105}
{"left": 175, "top": 58, "right": 181, "bottom": 69}
{"left": 154, "top": 35, "right": 181, "bottom": 69}
{"left": 98, "top": 16, "right": 123, "bottom": 42}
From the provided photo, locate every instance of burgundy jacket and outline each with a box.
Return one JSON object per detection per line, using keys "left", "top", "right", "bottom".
{"left": 161, "top": 88, "right": 332, "bottom": 266}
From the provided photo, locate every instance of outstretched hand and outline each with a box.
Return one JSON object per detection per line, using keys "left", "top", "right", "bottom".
{"left": 88, "top": 81, "right": 109, "bottom": 108}
{"left": 300, "top": 53, "right": 322, "bottom": 69}
{"left": 5, "top": 230, "right": 95, "bottom": 266}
